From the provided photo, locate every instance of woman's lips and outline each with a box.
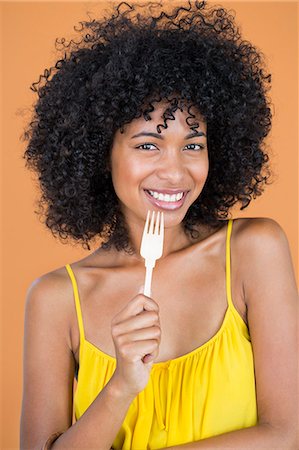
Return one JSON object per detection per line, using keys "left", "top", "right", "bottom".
{"left": 143, "top": 189, "right": 188, "bottom": 210}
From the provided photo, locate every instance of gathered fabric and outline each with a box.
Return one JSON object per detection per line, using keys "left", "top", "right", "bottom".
{"left": 65, "top": 218, "right": 257, "bottom": 449}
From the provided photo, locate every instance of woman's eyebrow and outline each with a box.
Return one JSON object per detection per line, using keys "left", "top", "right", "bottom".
{"left": 130, "top": 131, "right": 206, "bottom": 139}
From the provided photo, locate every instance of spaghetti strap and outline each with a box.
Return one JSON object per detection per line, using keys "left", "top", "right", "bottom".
{"left": 65, "top": 263, "right": 85, "bottom": 342}
{"left": 225, "top": 218, "right": 234, "bottom": 309}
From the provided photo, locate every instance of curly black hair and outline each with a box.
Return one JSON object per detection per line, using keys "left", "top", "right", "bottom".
{"left": 22, "top": 0, "right": 273, "bottom": 253}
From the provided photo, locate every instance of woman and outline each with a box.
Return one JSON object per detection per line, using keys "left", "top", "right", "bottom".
{"left": 20, "top": 1, "right": 298, "bottom": 449}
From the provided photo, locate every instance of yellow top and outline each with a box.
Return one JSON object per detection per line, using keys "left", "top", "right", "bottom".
{"left": 65, "top": 218, "right": 257, "bottom": 449}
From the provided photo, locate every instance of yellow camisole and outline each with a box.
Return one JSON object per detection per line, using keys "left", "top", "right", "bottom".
{"left": 65, "top": 218, "right": 257, "bottom": 449}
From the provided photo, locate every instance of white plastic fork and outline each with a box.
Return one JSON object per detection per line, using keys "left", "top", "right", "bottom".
{"left": 140, "top": 210, "right": 164, "bottom": 297}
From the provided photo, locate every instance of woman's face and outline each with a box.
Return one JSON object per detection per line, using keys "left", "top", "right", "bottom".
{"left": 109, "top": 101, "right": 209, "bottom": 227}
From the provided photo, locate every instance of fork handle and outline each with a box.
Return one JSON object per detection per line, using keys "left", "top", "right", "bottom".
{"left": 143, "top": 261, "right": 155, "bottom": 297}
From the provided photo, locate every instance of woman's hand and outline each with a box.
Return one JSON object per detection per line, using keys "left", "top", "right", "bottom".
{"left": 110, "top": 290, "right": 161, "bottom": 397}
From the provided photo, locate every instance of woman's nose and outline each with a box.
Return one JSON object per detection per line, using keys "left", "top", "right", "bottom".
{"left": 155, "top": 151, "right": 186, "bottom": 183}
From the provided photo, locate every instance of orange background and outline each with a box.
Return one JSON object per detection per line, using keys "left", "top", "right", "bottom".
{"left": 1, "top": 1, "right": 298, "bottom": 448}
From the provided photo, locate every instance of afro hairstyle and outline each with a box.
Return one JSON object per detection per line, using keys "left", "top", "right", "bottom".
{"left": 23, "top": 0, "right": 273, "bottom": 253}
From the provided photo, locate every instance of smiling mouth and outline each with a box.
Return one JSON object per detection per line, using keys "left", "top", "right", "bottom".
{"left": 143, "top": 189, "right": 189, "bottom": 210}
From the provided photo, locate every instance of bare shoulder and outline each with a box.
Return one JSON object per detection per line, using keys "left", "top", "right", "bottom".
{"left": 234, "top": 216, "right": 288, "bottom": 243}
{"left": 233, "top": 216, "right": 292, "bottom": 265}
{"left": 26, "top": 265, "right": 72, "bottom": 306}
{"left": 25, "top": 265, "right": 74, "bottom": 348}
{"left": 233, "top": 216, "right": 297, "bottom": 302}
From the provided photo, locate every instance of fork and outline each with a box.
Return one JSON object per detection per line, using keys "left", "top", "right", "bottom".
{"left": 140, "top": 210, "right": 164, "bottom": 297}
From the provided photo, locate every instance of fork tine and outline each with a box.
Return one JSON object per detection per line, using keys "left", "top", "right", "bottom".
{"left": 160, "top": 211, "right": 164, "bottom": 238}
{"left": 143, "top": 210, "right": 150, "bottom": 237}
{"left": 149, "top": 210, "right": 155, "bottom": 234}
{"left": 154, "top": 211, "right": 160, "bottom": 235}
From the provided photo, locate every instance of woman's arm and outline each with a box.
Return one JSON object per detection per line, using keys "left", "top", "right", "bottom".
{"left": 166, "top": 424, "right": 294, "bottom": 449}
{"left": 20, "top": 272, "right": 136, "bottom": 449}
{"left": 167, "top": 218, "right": 298, "bottom": 449}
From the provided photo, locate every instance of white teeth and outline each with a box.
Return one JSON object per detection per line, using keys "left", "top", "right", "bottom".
{"left": 148, "top": 190, "right": 184, "bottom": 202}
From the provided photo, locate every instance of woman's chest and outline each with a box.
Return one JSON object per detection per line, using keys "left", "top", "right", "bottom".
{"left": 71, "top": 252, "right": 246, "bottom": 366}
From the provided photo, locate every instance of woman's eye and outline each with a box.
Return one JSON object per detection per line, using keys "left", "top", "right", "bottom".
{"left": 185, "top": 143, "right": 205, "bottom": 151}
{"left": 136, "top": 143, "right": 157, "bottom": 151}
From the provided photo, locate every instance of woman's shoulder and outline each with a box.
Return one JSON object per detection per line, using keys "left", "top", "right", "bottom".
{"left": 27, "top": 264, "right": 73, "bottom": 299}
{"left": 232, "top": 216, "right": 294, "bottom": 293}
{"left": 233, "top": 216, "right": 288, "bottom": 248}
{"left": 25, "top": 264, "right": 75, "bottom": 336}
{"left": 232, "top": 216, "right": 289, "bottom": 265}
{"left": 42, "top": 249, "right": 123, "bottom": 302}
{"left": 28, "top": 247, "right": 116, "bottom": 295}
{"left": 234, "top": 215, "right": 284, "bottom": 229}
